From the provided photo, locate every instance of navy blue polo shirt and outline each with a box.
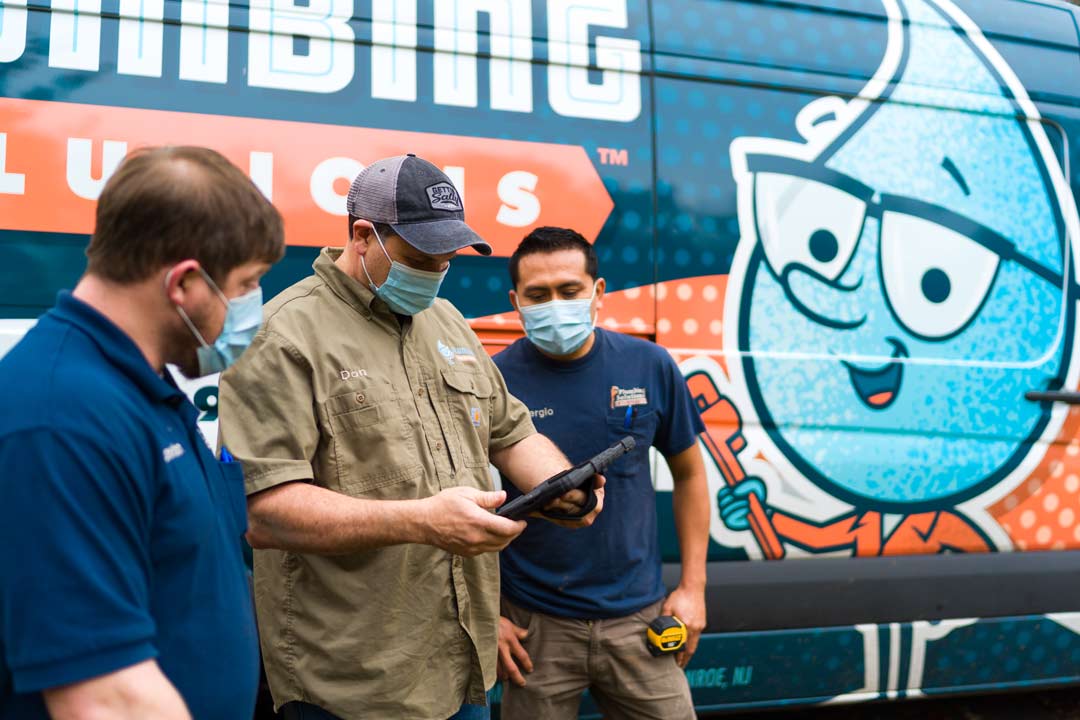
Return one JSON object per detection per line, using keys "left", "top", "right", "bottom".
{"left": 0, "top": 293, "right": 258, "bottom": 719}
{"left": 495, "top": 328, "right": 705, "bottom": 619}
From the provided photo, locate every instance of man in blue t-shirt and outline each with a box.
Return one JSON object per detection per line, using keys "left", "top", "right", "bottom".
{"left": 494, "top": 227, "right": 709, "bottom": 719}
{"left": 0, "top": 147, "right": 284, "bottom": 719}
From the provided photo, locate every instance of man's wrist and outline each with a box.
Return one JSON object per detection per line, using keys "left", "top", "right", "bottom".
{"left": 396, "top": 497, "right": 433, "bottom": 546}
{"left": 676, "top": 572, "right": 707, "bottom": 593}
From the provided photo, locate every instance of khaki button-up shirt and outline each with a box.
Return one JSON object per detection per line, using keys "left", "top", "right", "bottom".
{"left": 219, "top": 248, "right": 535, "bottom": 719}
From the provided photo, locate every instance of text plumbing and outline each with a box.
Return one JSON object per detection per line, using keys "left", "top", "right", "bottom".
{"left": 0, "top": 0, "right": 643, "bottom": 123}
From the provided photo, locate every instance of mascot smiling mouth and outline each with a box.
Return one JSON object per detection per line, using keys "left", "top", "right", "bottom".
{"left": 840, "top": 338, "right": 909, "bottom": 410}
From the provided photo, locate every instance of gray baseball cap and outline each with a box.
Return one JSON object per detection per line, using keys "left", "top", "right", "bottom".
{"left": 346, "top": 154, "right": 492, "bottom": 256}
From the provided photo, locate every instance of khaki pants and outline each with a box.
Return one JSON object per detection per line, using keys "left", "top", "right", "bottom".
{"left": 501, "top": 597, "right": 696, "bottom": 720}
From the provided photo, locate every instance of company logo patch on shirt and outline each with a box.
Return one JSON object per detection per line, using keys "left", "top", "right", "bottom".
{"left": 162, "top": 442, "right": 185, "bottom": 463}
{"left": 611, "top": 386, "right": 648, "bottom": 409}
{"left": 471, "top": 407, "right": 483, "bottom": 427}
{"left": 438, "top": 339, "right": 477, "bottom": 365}
{"left": 338, "top": 368, "right": 370, "bottom": 381}
{"left": 426, "top": 183, "right": 463, "bottom": 212}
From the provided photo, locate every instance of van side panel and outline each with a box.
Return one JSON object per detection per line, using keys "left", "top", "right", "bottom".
{"left": 647, "top": 0, "right": 1080, "bottom": 712}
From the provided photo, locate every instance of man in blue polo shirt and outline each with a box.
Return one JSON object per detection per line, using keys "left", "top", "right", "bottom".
{"left": 0, "top": 147, "right": 284, "bottom": 719}
{"left": 494, "top": 227, "right": 710, "bottom": 719}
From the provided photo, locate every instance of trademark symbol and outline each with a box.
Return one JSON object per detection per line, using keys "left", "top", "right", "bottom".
{"left": 598, "top": 148, "right": 629, "bottom": 166}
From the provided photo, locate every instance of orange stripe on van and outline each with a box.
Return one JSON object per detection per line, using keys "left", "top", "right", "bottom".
{"left": 0, "top": 97, "right": 613, "bottom": 257}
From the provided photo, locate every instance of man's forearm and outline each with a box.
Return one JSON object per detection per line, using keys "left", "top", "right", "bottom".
{"left": 490, "top": 432, "right": 571, "bottom": 492}
{"left": 44, "top": 660, "right": 190, "bottom": 720}
{"left": 673, "top": 490, "right": 709, "bottom": 588}
{"left": 670, "top": 446, "right": 710, "bottom": 588}
{"left": 246, "top": 482, "right": 428, "bottom": 555}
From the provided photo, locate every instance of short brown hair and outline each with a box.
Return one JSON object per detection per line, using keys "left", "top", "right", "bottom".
{"left": 86, "top": 146, "right": 285, "bottom": 284}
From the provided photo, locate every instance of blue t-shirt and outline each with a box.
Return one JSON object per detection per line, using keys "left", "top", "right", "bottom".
{"left": 494, "top": 328, "right": 705, "bottom": 619}
{"left": 0, "top": 293, "right": 258, "bottom": 720}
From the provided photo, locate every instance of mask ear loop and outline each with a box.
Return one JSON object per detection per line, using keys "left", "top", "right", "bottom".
{"left": 165, "top": 266, "right": 213, "bottom": 349}
{"left": 197, "top": 266, "right": 231, "bottom": 307}
{"left": 360, "top": 224, "right": 393, "bottom": 291}
{"left": 587, "top": 280, "right": 600, "bottom": 331}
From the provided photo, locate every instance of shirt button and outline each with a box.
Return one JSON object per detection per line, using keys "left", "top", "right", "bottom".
{"left": 453, "top": 556, "right": 463, "bottom": 568}
{"left": 355, "top": 393, "right": 366, "bottom": 404}
{"left": 417, "top": 388, "right": 425, "bottom": 398}
{"left": 435, "top": 440, "right": 443, "bottom": 451}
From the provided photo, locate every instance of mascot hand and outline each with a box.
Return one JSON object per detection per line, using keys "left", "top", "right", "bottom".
{"left": 717, "top": 477, "right": 767, "bottom": 531}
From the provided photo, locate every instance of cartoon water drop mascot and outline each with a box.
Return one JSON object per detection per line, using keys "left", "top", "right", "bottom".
{"left": 717, "top": 0, "right": 1080, "bottom": 557}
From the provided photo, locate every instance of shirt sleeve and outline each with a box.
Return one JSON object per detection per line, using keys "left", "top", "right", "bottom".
{"left": 219, "top": 330, "right": 320, "bottom": 495}
{"left": 653, "top": 350, "right": 706, "bottom": 457}
{"left": 0, "top": 429, "right": 157, "bottom": 693}
{"left": 479, "top": 347, "right": 536, "bottom": 453}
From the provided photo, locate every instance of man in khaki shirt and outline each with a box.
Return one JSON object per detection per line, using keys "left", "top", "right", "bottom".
{"left": 219, "top": 155, "right": 602, "bottom": 720}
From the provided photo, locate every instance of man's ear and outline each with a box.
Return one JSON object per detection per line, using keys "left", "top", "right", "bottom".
{"left": 351, "top": 219, "right": 375, "bottom": 252}
{"left": 509, "top": 289, "right": 520, "bottom": 312}
{"left": 164, "top": 259, "right": 202, "bottom": 307}
{"left": 594, "top": 277, "right": 607, "bottom": 305}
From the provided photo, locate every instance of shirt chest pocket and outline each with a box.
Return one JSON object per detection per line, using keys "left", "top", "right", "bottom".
{"left": 323, "top": 385, "right": 420, "bottom": 496}
{"left": 604, "top": 408, "right": 659, "bottom": 482}
{"left": 439, "top": 367, "right": 494, "bottom": 469}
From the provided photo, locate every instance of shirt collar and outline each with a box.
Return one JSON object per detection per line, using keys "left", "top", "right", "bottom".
{"left": 314, "top": 247, "right": 386, "bottom": 319}
{"left": 51, "top": 291, "right": 186, "bottom": 405}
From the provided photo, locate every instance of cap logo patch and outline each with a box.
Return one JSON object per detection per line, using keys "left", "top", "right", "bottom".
{"left": 426, "top": 182, "right": 463, "bottom": 212}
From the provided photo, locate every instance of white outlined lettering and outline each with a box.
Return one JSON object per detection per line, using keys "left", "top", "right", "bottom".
{"left": 547, "top": 0, "right": 642, "bottom": 122}
{"left": 66, "top": 138, "right": 127, "bottom": 200}
{"left": 0, "top": 0, "right": 28, "bottom": 64}
{"left": 249, "top": 0, "right": 355, "bottom": 94}
{"left": 433, "top": 0, "right": 533, "bottom": 113}
{"left": 0, "top": 134, "right": 26, "bottom": 196}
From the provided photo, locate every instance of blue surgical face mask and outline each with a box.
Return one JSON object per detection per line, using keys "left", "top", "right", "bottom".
{"left": 519, "top": 285, "right": 597, "bottom": 356}
{"left": 170, "top": 267, "right": 263, "bottom": 376}
{"left": 361, "top": 226, "right": 447, "bottom": 316}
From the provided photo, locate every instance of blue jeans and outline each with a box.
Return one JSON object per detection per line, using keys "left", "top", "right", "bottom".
{"left": 280, "top": 700, "right": 489, "bottom": 719}
{"left": 447, "top": 704, "right": 490, "bottom": 720}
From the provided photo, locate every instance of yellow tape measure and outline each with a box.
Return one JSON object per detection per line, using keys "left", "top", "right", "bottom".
{"left": 646, "top": 615, "right": 687, "bottom": 657}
